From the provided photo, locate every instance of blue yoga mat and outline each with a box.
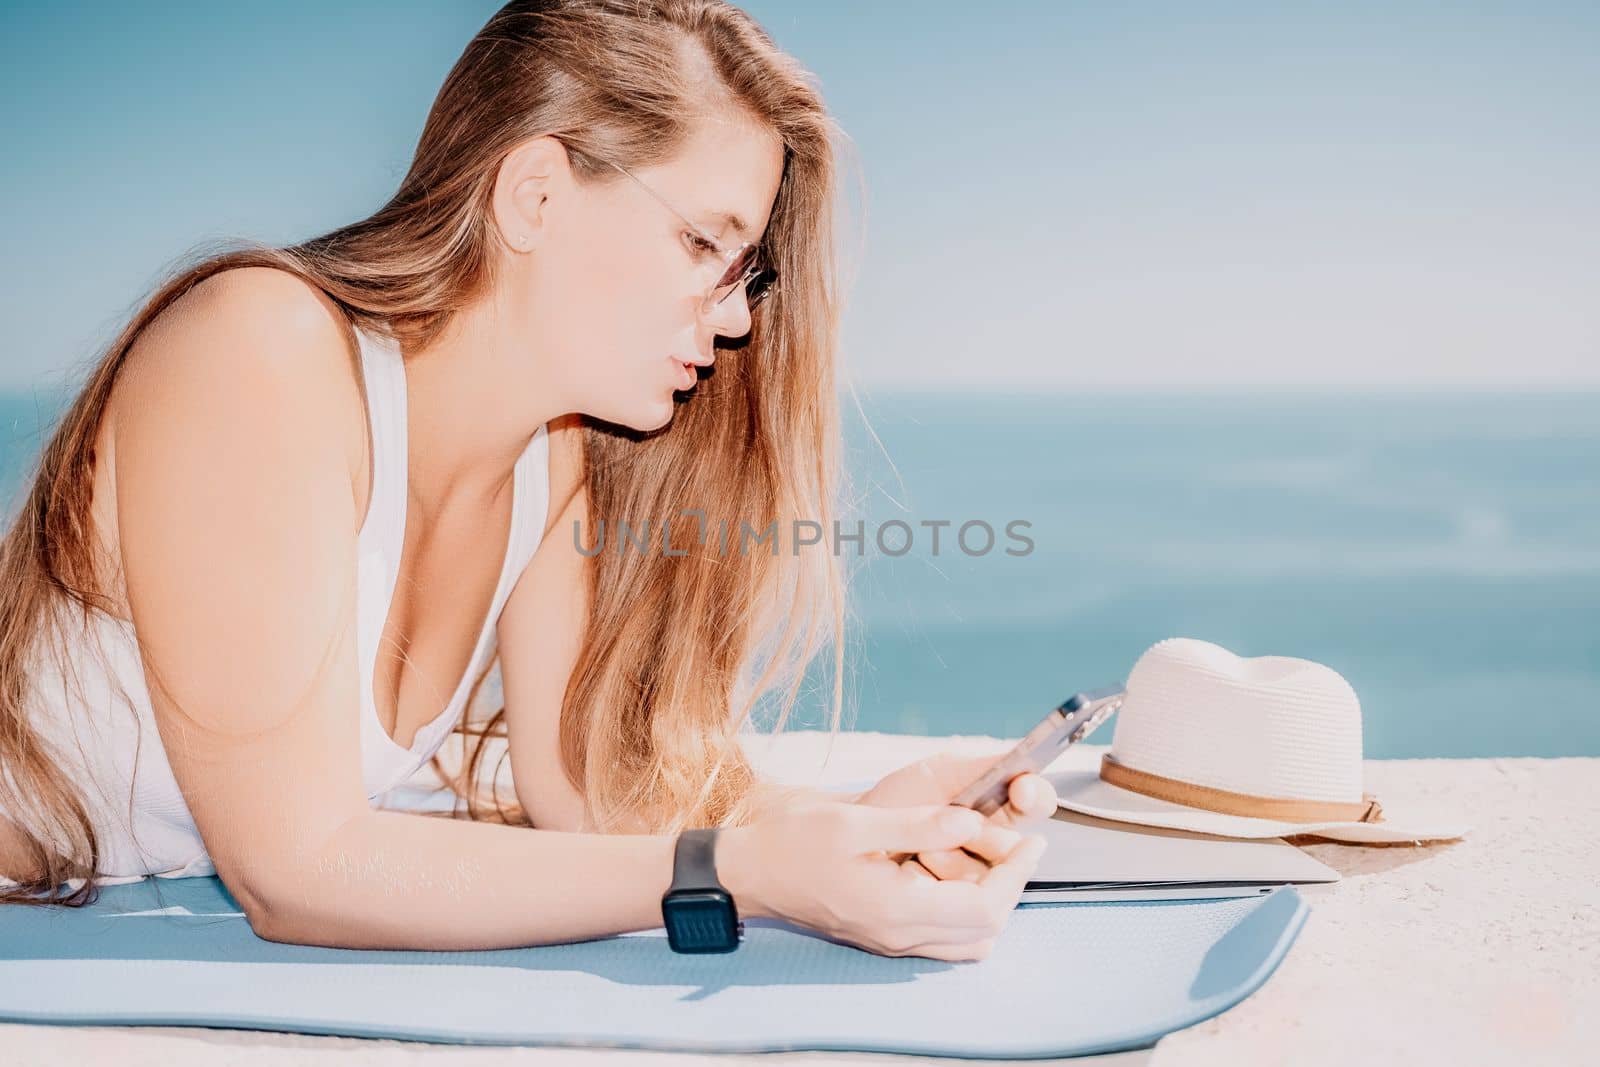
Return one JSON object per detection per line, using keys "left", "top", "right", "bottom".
{"left": 0, "top": 874, "right": 1306, "bottom": 1058}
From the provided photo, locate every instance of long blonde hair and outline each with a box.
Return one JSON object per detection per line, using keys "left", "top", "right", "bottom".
{"left": 0, "top": 0, "right": 854, "bottom": 906}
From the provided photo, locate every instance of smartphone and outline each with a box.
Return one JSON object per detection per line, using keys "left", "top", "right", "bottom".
{"left": 949, "top": 683, "right": 1126, "bottom": 816}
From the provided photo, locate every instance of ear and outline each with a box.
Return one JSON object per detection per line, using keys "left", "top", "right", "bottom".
{"left": 492, "top": 135, "right": 573, "bottom": 254}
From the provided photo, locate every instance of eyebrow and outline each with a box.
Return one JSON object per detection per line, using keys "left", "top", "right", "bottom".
{"left": 699, "top": 211, "right": 755, "bottom": 243}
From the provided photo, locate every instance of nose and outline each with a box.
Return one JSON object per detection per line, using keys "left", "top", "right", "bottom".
{"left": 702, "top": 284, "right": 753, "bottom": 340}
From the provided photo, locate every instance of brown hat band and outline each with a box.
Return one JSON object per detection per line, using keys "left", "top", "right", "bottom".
{"left": 1099, "top": 753, "right": 1384, "bottom": 824}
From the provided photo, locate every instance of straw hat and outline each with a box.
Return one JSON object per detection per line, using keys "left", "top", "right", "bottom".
{"left": 1046, "top": 637, "right": 1468, "bottom": 844}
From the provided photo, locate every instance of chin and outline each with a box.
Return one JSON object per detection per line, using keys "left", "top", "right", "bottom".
{"left": 617, "top": 393, "right": 679, "bottom": 434}
{"left": 644, "top": 403, "right": 678, "bottom": 431}
{"left": 579, "top": 382, "right": 685, "bottom": 434}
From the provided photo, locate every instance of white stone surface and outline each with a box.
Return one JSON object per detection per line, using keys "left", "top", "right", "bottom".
{"left": 3, "top": 730, "right": 1595, "bottom": 1066}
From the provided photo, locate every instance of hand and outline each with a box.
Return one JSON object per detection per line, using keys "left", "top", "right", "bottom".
{"left": 717, "top": 800, "right": 1048, "bottom": 961}
{"left": 854, "top": 751, "right": 1059, "bottom": 884}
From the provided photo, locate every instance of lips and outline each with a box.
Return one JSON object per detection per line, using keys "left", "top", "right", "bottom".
{"left": 674, "top": 357, "right": 698, "bottom": 389}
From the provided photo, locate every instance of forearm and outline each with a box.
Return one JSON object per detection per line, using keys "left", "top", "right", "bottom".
{"left": 251, "top": 809, "right": 768, "bottom": 950}
{"left": 750, "top": 779, "right": 859, "bottom": 820}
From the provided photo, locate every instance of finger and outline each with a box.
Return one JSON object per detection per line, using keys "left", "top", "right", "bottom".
{"left": 941, "top": 752, "right": 1017, "bottom": 801}
{"left": 902, "top": 849, "right": 996, "bottom": 888}
{"left": 896, "top": 854, "right": 939, "bottom": 884}
{"left": 912, "top": 846, "right": 989, "bottom": 883}
{"left": 892, "top": 864, "right": 999, "bottom": 931}
{"left": 895, "top": 854, "right": 990, "bottom": 901}
{"left": 1006, "top": 772, "right": 1058, "bottom": 823}
{"left": 980, "top": 773, "right": 1057, "bottom": 830}
{"left": 889, "top": 857, "right": 998, "bottom": 934}
{"left": 897, "top": 752, "right": 1009, "bottom": 804}
{"left": 978, "top": 832, "right": 1050, "bottom": 909}
{"left": 959, "top": 822, "right": 1023, "bottom": 865}
{"left": 913, "top": 818, "right": 1023, "bottom": 879}
{"left": 850, "top": 803, "right": 986, "bottom": 857}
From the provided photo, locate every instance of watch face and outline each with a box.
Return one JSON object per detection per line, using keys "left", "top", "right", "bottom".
{"left": 663, "top": 890, "right": 740, "bottom": 953}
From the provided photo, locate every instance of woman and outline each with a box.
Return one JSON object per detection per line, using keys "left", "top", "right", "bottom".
{"left": 0, "top": 0, "right": 1055, "bottom": 960}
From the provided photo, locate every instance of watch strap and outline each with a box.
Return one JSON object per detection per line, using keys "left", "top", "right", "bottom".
{"left": 669, "top": 827, "right": 724, "bottom": 892}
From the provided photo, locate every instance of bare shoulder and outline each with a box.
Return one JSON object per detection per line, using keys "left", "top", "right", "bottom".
{"left": 127, "top": 266, "right": 351, "bottom": 375}
{"left": 112, "top": 266, "right": 368, "bottom": 511}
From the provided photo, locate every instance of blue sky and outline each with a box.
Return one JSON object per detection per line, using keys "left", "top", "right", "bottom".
{"left": 2, "top": 1, "right": 1596, "bottom": 392}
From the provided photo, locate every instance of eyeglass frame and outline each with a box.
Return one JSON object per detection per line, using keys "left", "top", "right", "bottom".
{"left": 581, "top": 151, "right": 779, "bottom": 315}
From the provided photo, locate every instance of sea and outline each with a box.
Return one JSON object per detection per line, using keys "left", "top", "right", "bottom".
{"left": 4, "top": 386, "right": 1595, "bottom": 759}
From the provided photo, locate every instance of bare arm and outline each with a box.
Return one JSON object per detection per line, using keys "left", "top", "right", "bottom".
{"left": 112, "top": 268, "right": 767, "bottom": 950}
{"left": 750, "top": 780, "right": 863, "bottom": 814}
{"left": 495, "top": 424, "right": 596, "bottom": 834}
{"left": 264, "top": 812, "right": 710, "bottom": 948}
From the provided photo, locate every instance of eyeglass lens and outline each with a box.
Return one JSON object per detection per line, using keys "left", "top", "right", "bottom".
{"left": 708, "top": 243, "right": 777, "bottom": 310}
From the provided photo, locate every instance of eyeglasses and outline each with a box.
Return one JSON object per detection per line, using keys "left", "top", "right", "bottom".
{"left": 594, "top": 155, "right": 779, "bottom": 315}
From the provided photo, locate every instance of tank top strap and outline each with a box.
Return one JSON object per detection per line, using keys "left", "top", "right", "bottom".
{"left": 352, "top": 324, "right": 408, "bottom": 565}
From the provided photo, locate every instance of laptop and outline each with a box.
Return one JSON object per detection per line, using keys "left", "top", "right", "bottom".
{"left": 1022, "top": 807, "right": 1339, "bottom": 902}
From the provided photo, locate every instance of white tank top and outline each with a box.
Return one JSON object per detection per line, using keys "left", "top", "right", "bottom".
{"left": 2, "top": 325, "right": 551, "bottom": 889}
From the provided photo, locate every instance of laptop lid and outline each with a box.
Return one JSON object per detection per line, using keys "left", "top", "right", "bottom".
{"left": 1023, "top": 808, "right": 1339, "bottom": 896}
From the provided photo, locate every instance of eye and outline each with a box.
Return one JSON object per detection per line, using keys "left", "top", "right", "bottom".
{"left": 682, "top": 231, "right": 719, "bottom": 259}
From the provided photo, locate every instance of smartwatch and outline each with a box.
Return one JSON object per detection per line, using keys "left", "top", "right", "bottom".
{"left": 660, "top": 828, "right": 743, "bottom": 953}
